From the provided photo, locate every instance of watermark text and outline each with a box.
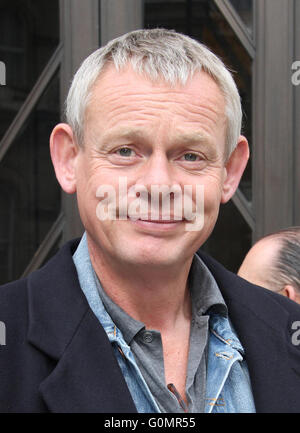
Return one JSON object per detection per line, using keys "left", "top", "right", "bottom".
{"left": 0, "top": 61, "right": 6, "bottom": 86}
{"left": 0, "top": 322, "right": 6, "bottom": 346}
{"left": 292, "top": 61, "right": 300, "bottom": 86}
{"left": 96, "top": 177, "right": 205, "bottom": 231}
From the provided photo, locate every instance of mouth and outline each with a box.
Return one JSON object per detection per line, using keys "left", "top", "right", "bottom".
{"left": 128, "top": 216, "right": 185, "bottom": 232}
{"left": 129, "top": 214, "right": 185, "bottom": 221}
{"left": 139, "top": 220, "right": 180, "bottom": 223}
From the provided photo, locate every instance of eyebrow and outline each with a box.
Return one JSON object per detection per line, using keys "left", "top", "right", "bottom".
{"left": 171, "top": 131, "right": 213, "bottom": 147}
{"left": 99, "top": 128, "right": 214, "bottom": 150}
{"left": 99, "top": 128, "right": 146, "bottom": 150}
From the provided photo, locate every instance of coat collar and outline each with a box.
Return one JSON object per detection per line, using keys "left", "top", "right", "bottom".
{"left": 198, "top": 250, "right": 300, "bottom": 413}
{"left": 27, "top": 239, "right": 137, "bottom": 413}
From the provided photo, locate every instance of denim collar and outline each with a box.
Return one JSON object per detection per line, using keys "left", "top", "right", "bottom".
{"left": 74, "top": 232, "right": 228, "bottom": 346}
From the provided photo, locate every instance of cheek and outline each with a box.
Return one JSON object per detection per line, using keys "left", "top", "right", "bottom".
{"left": 75, "top": 165, "right": 102, "bottom": 224}
{"left": 204, "top": 182, "right": 223, "bottom": 206}
{"left": 76, "top": 157, "right": 104, "bottom": 199}
{"left": 192, "top": 170, "right": 225, "bottom": 208}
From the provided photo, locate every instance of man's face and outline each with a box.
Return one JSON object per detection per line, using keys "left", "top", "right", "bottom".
{"left": 73, "top": 65, "right": 233, "bottom": 267}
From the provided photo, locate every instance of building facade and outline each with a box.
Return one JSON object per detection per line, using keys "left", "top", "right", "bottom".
{"left": 0, "top": 0, "right": 299, "bottom": 284}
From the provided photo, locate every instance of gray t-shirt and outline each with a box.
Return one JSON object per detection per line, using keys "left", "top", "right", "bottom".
{"left": 96, "top": 254, "right": 227, "bottom": 413}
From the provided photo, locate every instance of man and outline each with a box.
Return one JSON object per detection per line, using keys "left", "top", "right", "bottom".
{"left": 1, "top": 29, "right": 300, "bottom": 413}
{"left": 238, "top": 227, "right": 300, "bottom": 304}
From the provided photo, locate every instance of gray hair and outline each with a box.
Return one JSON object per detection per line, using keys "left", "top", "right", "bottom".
{"left": 65, "top": 28, "right": 242, "bottom": 158}
{"left": 267, "top": 227, "right": 300, "bottom": 293}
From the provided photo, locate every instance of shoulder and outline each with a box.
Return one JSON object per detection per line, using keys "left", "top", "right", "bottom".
{"left": 0, "top": 238, "right": 81, "bottom": 333}
{"left": 0, "top": 277, "right": 29, "bottom": 324}
{"left": 0, "top": 238, "right": 83, "bottom": 412}
{"left": 196, "top": 249, "right": 300, "bottom": 318}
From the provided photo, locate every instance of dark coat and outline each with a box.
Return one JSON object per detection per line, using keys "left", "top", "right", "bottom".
{"left": 1, "top": 238, "right": 300, "bottom": 413}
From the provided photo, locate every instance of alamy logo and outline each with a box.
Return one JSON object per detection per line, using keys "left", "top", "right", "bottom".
{"left": 95, "top": 177, "right": 205, "bottom": 231}
{"left": 291, "top": 61, "right": 300, "bottom": 86}
{"left": 0, "top": 61, "right": 6, "bottom": 86}
{"left": 291, "top": 321, "right": 300, "bottom": 346}
{"left": 0, "top": 322, "right": 6, "bottom": 345}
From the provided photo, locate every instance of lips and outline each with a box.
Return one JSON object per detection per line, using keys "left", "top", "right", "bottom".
{"left": 140, "top": 220, "right": 181, "bottom": 223}
{"left": 127, "top": 216, "right": 185, "bottom": 233}
{"left": 129, "top": 216, "right": 185, "bottom": 223}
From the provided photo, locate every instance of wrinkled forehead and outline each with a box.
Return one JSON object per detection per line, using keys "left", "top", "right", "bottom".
{"left": 88, "top": 61, "right": 226, "bottom": 103}
{"left": 85, "top": 63, "right": 227, "bottom": 132}
{"left": 82, "top": 64, "right": 227, "bottom": 160}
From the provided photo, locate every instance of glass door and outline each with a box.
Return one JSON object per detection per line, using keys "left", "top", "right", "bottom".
{"left": 0, "top": 0, "right": 62, "bottom": 284}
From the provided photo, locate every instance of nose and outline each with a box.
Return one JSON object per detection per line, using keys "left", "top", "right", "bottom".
{"left": 133, "top": 150, "right": 183, "bottom": 220}
{"left": 136, "top": 150, "right": 174, "bottom": 189}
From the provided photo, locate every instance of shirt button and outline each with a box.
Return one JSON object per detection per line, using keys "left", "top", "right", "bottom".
{"left": 142, "top": 331, "right": 153, "bottom": 343}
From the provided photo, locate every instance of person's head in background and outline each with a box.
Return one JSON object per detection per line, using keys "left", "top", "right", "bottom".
{"left": 238, "top": 227, "right": 300, "bottom": 303}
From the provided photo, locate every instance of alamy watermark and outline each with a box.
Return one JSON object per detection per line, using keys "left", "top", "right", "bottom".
{"left": 95, "top": 177, "right": 205, "bottom": 231}
{"left": 0, "top": 322, "right": 6, "bottom": 346}
{"left": 0, "top": 61, "right": 6, "bottom": 86}
{"left": 291, "top": 321, "right": 300, "bottom": 346}
{"left": 291, "top": 61, "right": 300, "bottom": 86}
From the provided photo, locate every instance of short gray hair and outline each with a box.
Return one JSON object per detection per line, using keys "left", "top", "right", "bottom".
{"left": 267, "top": 227, "right": 300, "bottom": 293}
{"left": 65, "top": 28, "right": 242, "bottom": 157}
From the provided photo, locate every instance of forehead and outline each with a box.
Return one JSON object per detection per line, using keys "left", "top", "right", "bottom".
{"left": 85, "top": 64, "right": 227, "bottom": 145}
{"left": 88, "top": 63, "right": 225, "bottom": 109}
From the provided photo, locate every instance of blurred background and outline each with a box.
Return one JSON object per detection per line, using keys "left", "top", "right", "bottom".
{"left": 0, "top": 0, "right": 299, "bottom": 284}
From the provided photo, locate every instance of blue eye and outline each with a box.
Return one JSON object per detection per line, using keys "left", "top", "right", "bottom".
{"left": 184, "top": 153, "right": 198, "bottom": 161}
{"left": 117, "top": 147, "right": 133, "bottom": 157}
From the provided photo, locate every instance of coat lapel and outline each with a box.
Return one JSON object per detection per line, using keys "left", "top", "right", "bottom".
{"left": 39, "top": 308, "right": 137, "bottom": 413}
{"left": 225, "top": 296, "right": 298, "bottom": 412}
{"left": 27, "top": 239, "right": 137, "bottom": 413}
{"left": 198, "top": 250, "right": 300, "bottom": 413}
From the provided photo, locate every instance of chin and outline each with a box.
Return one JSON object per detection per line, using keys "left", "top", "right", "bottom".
{"left": 125, "top": 255, "right": 178, "bottom": 269}
{"left": 117, "top": 242, "right": 184, "bottom": 268}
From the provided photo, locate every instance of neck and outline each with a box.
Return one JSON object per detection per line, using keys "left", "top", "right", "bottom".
{"left": 87, "top": 237, "right": 193, "bottom": 332}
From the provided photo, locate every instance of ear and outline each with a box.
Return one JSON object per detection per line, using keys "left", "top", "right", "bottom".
{"left": 50, "top": 123, "right": 79, "bottom": 194}
{"left": 221, "top": 135, "right": 249, "bottom": 204}
{"left": 281, "top": 284, "right": 299, "bottom": 302}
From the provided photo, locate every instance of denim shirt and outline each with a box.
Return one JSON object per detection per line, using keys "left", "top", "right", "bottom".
{"left": 73, "top": 234, "right": 256, "bottom": 413}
